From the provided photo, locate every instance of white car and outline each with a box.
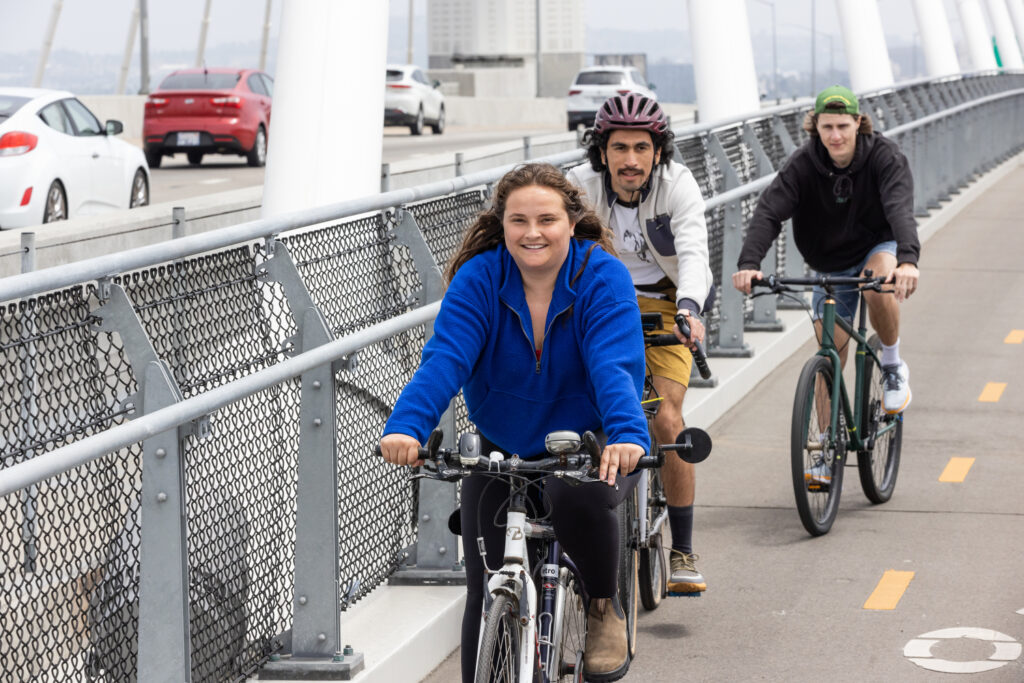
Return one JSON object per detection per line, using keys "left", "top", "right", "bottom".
{"left": 0, "top": 87, "right": 149, "bottom": 230}
{"left": 384, "top": 64, "right": 445, "bottom": 136}
{"left": 566, "top": 66, "right": 657, "bottom": 131}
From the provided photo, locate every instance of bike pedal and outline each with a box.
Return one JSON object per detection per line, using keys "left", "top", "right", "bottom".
{"left": 667, "top": 591, "right": 703, "bottom": 597}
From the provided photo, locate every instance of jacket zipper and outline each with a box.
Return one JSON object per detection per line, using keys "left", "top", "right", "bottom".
{"left": 504, "top": 301, "right": 572, "bottom": 374}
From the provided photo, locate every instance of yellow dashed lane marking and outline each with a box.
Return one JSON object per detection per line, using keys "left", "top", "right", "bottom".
{"left": 939, "top": 457, "right": 975, "bottom": 482}
{"left": 864, "top": 570, "right": 915, "bottom": 610}
{"left": 1005, "top": 330, "right": 1024, "bottom": 344}
{"left": 978, "top": 383, "right": 1007, "bottom": 402}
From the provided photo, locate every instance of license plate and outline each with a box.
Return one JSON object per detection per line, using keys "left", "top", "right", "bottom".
{"left": 177, "top": 132, "right": 200, "bottom": 146}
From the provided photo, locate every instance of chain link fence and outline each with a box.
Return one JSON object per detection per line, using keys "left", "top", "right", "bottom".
{"left": 1, "top": 73, "right": 1023, "bottom": 681}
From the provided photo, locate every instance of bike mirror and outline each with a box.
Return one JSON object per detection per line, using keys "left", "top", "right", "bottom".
{"left": 545, "top": 430, "right": 581, "bottom": 455}
{"left": 671, "top": 427, "right": 713, "bottom": 463}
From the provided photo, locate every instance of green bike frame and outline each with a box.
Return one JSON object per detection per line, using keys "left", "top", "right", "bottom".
{"left": 816, "top": 291, "right": 899, "bottom": 455}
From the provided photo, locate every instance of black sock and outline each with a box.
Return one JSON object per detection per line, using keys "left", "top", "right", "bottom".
{"left": 667, "top": 504, "right": 694, "bottom": 554}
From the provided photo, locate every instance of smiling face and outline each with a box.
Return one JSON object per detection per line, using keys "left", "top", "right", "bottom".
{"left": 602, "top": 129, "right": 661, "bottom": 202}
{"left": 816, "top": 112, "right": 861, "bottom": 168}
{"left": 502, "top": 184, "right": 575, "bottom": 281}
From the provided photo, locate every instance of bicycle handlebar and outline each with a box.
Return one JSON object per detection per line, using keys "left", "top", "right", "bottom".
{"left": 375, "top": 426, "right": 712, "bottom": 483}
{"left": 751, "top": 272, "right": 887, "bottom": 294}
{"left": 644, "top": 313, "right": 712, "bottom": 380}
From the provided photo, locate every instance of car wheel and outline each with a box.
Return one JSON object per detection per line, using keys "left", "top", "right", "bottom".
{"left": 145, "top": 148, "right": 162, "bottom": 169}
{"left": 42, "top": 180, "right": 67, "bottom": 223}
{"left": 246, "top": 125, "right": 267, "bottom": 167}
{"left": 187, "top": 151, "right": 204, "bottom": 166}
{"left": 409, "top": 107, "right": 424, "bottom": 136}
{"left": 130, "top": 169, "right": 149, "bottom": 208}
{"left": 430, "top": 105, "right": 445, "bottom": 134}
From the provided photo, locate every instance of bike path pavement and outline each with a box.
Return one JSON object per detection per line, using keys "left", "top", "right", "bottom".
{"left": 257, "top": 152, "right": 1024, "bottom": 683}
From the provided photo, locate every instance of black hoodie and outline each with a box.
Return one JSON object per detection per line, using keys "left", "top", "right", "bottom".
{"left": 738, "top": 132, "right": 919, "bottom": 273}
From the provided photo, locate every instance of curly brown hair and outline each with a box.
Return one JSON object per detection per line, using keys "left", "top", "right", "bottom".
{"left": 444, "top": 163, "right": 615, "bottom": 282}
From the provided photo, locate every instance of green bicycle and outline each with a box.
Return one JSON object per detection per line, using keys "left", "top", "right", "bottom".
{"left": 752, "top": 273, "right": 903, "bottom": 536}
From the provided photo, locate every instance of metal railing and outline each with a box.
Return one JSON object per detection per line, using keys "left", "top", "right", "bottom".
{"left": 1, "top": 72, "right": 1022, "bottom": 682}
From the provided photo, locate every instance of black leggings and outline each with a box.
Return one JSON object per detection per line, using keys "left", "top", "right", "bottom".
{"left": 458, "top": 449, "right": 637, "bottom": 682}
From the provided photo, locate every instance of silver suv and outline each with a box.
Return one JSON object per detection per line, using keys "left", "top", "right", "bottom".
{"left": 566, "top": 66, "right": 657, "bottom": 131}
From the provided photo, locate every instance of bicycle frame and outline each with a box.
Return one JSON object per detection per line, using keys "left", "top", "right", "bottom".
{"left": 816, "top": 292, "right": 900, "bottom": 453}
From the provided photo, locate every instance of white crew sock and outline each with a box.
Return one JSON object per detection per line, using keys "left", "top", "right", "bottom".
{"left": 881, "top": 338, "right": 901, "bottom": 367}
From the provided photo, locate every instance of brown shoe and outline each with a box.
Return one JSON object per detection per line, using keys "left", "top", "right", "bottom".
{"left": 583, "top": 595, "right": 630, "bottom": 681}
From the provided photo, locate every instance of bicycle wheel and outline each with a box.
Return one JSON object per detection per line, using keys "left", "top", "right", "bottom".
{"left": 857, "top": 335, "right": 903, "bottom": 504}
{"left": 553, "top": 568, "right": 588, "bottom": 682}
{"left": 791, "top": 355, "right": 846, "bottom": 536}
{"left": 617, "top": 495, "right": 639, "bottom": 659}
{"left": 638, "top": 470, "right": 667, "bottom": 611}
{"left": 475, "top": 593, "right": 523, "bottom": 682}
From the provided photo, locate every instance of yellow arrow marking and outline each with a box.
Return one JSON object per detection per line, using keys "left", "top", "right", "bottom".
{"left": 1005, "top": 330, "right": 1024, "bottom": 344}
{"left": 864, "top": 570, "right": 915, "bottom": 610}
{"left": 939, "top": 457, "right": 975, "bottom": 482}
{"left": 978, "top": 383, "right": 1007, "bottom": 402}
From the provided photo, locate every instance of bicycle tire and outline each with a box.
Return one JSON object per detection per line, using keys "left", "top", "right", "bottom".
{"left": 637, "top": 470, "right": 667, "bottom": 611}
{"left": 617, "top": 497, "right": 639, "bottom": 659}
{"left": 475, "top": 593, "right": 523, "bottom": 682}
{"left": 791, "top": 355, "right": 846, "bottom": 536}
{"left": 857, "top": 335, "right": 903, "bottom": 504}
{"left": 554, "top": 569, "right": 588, "bottom": 682}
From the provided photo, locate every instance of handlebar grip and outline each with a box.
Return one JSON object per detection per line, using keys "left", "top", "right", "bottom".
{"left": 674, "top": 313, "right": 712, "bottom": 380}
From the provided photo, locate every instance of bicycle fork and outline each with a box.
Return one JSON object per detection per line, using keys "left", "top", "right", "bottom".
{"left": 484, "top": 508, "right": 538, "bottom": 683}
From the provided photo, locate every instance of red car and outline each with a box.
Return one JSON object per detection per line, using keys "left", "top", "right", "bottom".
{"left": 143, "top": 67, "right": 272, "bottom": 168}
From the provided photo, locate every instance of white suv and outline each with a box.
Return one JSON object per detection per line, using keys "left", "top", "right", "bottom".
{"left": 566, "top": 66, "right": 657, "bottom": 131}
{"left": 384, "top": 64, "right": 445, "bottom": 135}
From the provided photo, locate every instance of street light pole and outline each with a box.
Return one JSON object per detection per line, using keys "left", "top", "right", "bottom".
{"left": 752, "top": 0, "right": 778, "bottom": 101}
{"left": 811, "top": 0, "right": 816, "bottom": 95}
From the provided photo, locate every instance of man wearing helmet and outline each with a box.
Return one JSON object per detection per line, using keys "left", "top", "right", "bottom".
{"left": 567, "top": 94, "right": 713, "bottom": 616}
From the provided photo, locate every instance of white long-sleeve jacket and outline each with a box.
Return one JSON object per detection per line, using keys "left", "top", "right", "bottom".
{"left": 566, "top": 160, "right": 713, "bottom": 314}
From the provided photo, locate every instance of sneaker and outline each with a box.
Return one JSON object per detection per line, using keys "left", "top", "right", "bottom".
{"left": 583, "top": 596, "right": 629, "bottom": 681}
{"left": 804, "top": 457, "right": 832, "bottom": 490}
{"left": 882, "top": 361, "right": 912, "bottom": 414}
{"left": 667, "top": 550, "right": 706, "bottom": 594}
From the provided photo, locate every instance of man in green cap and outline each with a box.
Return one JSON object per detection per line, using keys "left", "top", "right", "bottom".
{"left": 732, "top": 84, "right": 919, "bottom": 480}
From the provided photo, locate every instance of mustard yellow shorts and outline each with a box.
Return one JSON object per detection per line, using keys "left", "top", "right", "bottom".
{"left": 638, "top": 295, "right": 693, "bottom": 388}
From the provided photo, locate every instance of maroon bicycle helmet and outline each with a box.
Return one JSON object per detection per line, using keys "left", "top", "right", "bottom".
{"left": 593, "top": 93, "right": 668, "bottom": 136}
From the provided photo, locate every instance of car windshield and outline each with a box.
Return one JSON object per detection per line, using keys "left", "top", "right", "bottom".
{"left": 575, "top": 71, "right": 625, "bottom": 86}
{"left": 158, "top": 72, "right": 241, "bottom": 90}
{"left": 386, "top": 70, "right": 405, "bottom": 81}
{"left": 0, "top": 95, "right": 30, "bottom": 122}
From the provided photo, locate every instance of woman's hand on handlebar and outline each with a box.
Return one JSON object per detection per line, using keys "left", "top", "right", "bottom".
{"left": 379, "top": 433, "right": 424, "bottom": 467}
{"left": 886, "top": 263, "right": 919, "bottom": 302}
{"left": 599, "top": 442, "right": 645, "bottom": 486}
{"left": 731, "top": 268, "right": 764, "bottom": 295}
{"left": 673, "top": 309, "right": 705, "bottom": 350}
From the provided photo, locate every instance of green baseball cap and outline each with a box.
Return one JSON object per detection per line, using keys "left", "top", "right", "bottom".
{"left": 814, "top": 85, "right": 859, "bottom": 115}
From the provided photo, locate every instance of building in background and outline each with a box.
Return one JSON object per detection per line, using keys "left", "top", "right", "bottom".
{"left": 427, "top": 0, "right": 584, "bottom": 97}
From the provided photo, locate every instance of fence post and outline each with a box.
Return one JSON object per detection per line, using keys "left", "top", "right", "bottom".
{"left": 381, "top": 162, "right": 391, "bottom": 193}
{"left": 455, "top": 152, "right": 464, "bottom": 177}
{"left": 258, "top": 239, "right": 365, "bottom": 678}
{"left": 91, "top": 282, "right": 194, "bottom": 682}
{"left": 714, "top": 200, "right": 752, "bottom": 357}
{"left": 19, "top": 232, "right": 38, "bottom": 573}
{"left": 388, "top": 208, "right": 463, "bottom": 585}
{"left": 172, "top": 206, "right": 185, "bottom": 240}
{"left": 741, "top": 125, "right": 782, "bottom": 331}
{"left": 523, "top": 135, "right": 532, "bottom": 161}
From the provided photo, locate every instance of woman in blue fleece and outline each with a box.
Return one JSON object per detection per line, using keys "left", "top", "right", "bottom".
{"left": 379, "top": 163, "right": 648, "bottom": 682}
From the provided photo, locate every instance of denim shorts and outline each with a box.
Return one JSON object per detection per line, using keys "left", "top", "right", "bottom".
{"left": 811, "top": 241, "right": 897, "bottom": 324}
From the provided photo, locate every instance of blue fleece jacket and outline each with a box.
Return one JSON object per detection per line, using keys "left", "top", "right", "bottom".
{"left": 383, "top": 239, "right": 649, "bottom": 457}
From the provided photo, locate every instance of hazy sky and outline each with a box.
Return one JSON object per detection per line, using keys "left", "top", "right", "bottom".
{"left": 0, "top": 0, "right": 976, "bottom": 57}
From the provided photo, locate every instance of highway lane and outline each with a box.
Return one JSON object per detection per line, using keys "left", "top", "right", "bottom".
{"left": 421, "top": 166, "right": 1024, "bottom": 681}
{"left": 147, "top": 124, "right": 565, "bottom": 203}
